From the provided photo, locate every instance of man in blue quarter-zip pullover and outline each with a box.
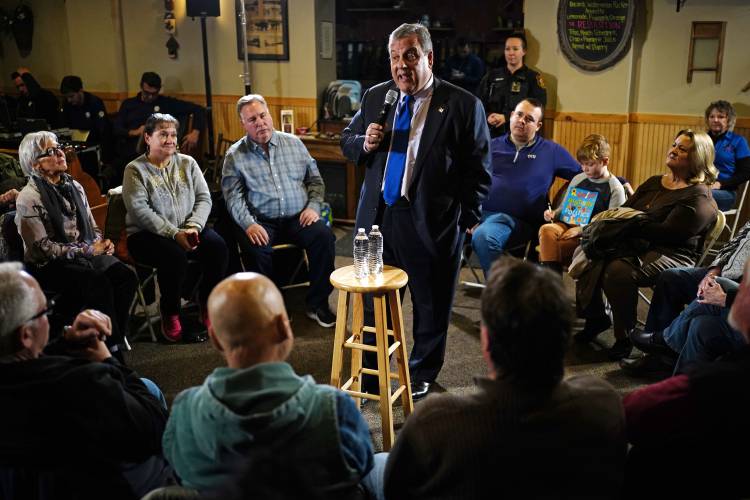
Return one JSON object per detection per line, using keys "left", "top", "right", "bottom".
{"left": 470, "top": 98, "right": 580, "bottom": 275}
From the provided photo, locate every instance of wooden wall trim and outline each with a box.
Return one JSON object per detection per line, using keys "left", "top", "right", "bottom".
{"left": 554, "top": 111, "right": 629, "bottom": 124}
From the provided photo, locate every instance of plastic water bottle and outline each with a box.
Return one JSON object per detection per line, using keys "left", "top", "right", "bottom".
{"left": 368, "top": 225, "right": 383, "bottom": 275}
{"left": 353, "top": 228, "right": 369, "bottom": 279}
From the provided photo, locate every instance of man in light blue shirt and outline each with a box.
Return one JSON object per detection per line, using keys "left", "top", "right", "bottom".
{"left": 222, "top": 94, "right": 336, "bottom": 327}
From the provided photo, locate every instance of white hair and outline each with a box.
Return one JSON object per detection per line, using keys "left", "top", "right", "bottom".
{"left": 18, "top": 131, "right": 58, "bottom": 177}
{"left": 0, "top": 262, "right": 38, "bottom": 339}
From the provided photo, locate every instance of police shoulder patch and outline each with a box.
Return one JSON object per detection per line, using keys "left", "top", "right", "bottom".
{"left": 536, "top": 73, "right": 546, "bottom": 89}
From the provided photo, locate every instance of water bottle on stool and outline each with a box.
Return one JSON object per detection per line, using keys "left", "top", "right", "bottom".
{"left": 353, "top": 228, "right": 370, "bottom": 279}
{"left": 368, "top": 225, "right": 383, "bottom": 275}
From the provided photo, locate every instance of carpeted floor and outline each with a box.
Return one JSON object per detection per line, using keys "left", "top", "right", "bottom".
{"left": 126, "top": 225, "right": 665, "bottom": 452}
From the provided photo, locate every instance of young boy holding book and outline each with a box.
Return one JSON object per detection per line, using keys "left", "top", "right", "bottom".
{"left": 538, "top": 134, "right": 626, "bottom": 273}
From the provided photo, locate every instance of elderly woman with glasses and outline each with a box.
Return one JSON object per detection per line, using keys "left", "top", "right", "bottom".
{"left": 123, "top": 113, "right": 228, "bottom": 343}
{"left": 14, "top": 131, "right": 137, "bottom": 358}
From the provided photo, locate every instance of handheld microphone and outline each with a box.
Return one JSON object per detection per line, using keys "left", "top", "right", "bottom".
{"left": 376, "top": 89, "right": 399, "bottom": 126}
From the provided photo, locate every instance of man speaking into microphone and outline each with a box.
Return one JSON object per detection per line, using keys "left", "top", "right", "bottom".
{"left": 341, "top": 23, "right": 491, "bottom": 400}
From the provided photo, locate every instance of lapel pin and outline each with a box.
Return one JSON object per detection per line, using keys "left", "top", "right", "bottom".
{"left": 438, "top": 106, "right": 444, "bottom": 113}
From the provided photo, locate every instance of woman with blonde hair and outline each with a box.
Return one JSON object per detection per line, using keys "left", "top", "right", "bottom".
{"left": 575, "top": 129, "right": 718, "bottom": 360}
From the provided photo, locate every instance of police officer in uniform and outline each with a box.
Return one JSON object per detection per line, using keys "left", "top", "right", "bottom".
{"left": 60, "top": 75, "right": 114, "bottom": 162}
{"left": 478, "top": 32, "right": 547, "bottom": 138}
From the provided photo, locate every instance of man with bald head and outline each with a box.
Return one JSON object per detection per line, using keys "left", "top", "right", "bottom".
{"left": 163, "top": 272, "right": 374, "bottom": 494}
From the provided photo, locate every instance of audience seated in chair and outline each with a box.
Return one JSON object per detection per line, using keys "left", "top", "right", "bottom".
{"left": 112, "top": 71, "right": 206, "bottom": 186}
{"left": 0, "top": 153, "right": 27, "bottom": 214}
{"left": 15, "top": 131, "right": 137, "bottom": 358}
{"left": 60, "top": 75, "right": 115, "bottom": 163}
{"left": 162, "top": 272, "right": 374, "bottom": 494}
{"left": 122, "top": 113, "right": 227, "bottom": 344}
{"left": 622, "top": 260, "right": 750, "bottom": 499}
{"left": 624, "top": 219, "right": 750, "bottom": 375}
{"left": 221, "top": 94, "right": 337, "bottom": 328}
{"left": 469, "top": 98, "right": 580, "bottom": 277}
{"left": 379, "top": 258, "right": 626, "bottom": 499}
{"left": 0, "top": 262, "right": 171, "bottom": 500}
{"left": 538, "top": 134, "right": 626, "bottom": 273}
{"left": 574, "top": 129, "right": 718, "bottom": 360}
{"left": 704, "top": 100, "right": 750, "bottom": 211}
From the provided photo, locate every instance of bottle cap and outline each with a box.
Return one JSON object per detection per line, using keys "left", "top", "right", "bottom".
{"left": 357, "top": 228, "right": 366, "bottom": 233}
{"left": 371, "top": 225, "right": 379, "bottom": 230}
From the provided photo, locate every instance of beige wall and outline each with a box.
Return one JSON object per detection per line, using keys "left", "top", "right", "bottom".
{"left": 525, "top": 0, "right": 750, "bottom": 115}
{"left": 0, "top": 0, "right": 320, "bottom": 99}
{"left": 0, "top": 0, "right": 72, "bottom": 90}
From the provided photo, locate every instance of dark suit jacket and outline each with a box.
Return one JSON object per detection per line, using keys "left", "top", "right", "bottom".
{"left": 340, "top": 77, "right": 491, "bottom": 258}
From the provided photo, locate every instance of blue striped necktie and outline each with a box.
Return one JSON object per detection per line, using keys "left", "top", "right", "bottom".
{"left": 383, "top": 94, "right": 413, "bottom": 206}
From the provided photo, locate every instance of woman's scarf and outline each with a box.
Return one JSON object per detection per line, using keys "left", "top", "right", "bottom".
{"left": 32, "top": 173, "right": 95, "bottom": 244}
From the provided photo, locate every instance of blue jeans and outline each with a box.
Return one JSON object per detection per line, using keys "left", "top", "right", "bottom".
{"left": 645, "top": 267, "right": 708, "bottom": 333}
{"left": 471, "top": 211, "right": 536, "bottom": 276}
{"left": 121, "top": 378, "right": 174, "bottom": 497}
{"left": 712, "top": 188, "right": 736, "bottom": 211}
{"left": 663, "top": 300, "right": 746, "bottom": 374}
{"left": 360, "top": 452, "right": 388, "bottom": 500}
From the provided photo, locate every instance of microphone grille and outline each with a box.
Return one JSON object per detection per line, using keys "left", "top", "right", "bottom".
{"left": 384, "top": 89, "right": 399, "bottom": 105}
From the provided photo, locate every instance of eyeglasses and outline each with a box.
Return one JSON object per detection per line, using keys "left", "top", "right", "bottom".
{"left": 35, "top": 146, "right": 65, "bottom": 161}
{"left": 25, "top": 298, "right": 55, "bottom": 324}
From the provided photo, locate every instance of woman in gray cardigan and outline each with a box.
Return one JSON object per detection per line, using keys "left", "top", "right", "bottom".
{"left": 123, "top": 113, "right": 227, "bottom": 343}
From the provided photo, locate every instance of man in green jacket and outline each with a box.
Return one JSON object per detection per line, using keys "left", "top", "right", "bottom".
{"left": 163, "top": 272, "right": 374, "bottom": 494}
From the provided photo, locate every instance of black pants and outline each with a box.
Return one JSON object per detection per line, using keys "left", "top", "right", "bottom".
{"left": 363, "top": 199, "right": 464, "bottom": 386}
{"left": 127, "top": 228, "right": 228, "bottom": 316}
{"left": 31, "top": 255, "right": 137, "bottom": 347}
{"left": 234, "top": 216, "right": 335, "bottom": 311}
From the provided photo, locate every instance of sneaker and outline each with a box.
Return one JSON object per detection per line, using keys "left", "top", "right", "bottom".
{"left": 306, "top": 306, "right": 336, "bottom": 328}
{"left": 574, "top": 315, "right": 612, "bottom": 343}
{"left": 161, "top": 314, "right": 182, "bottom": 342}
{"left": 608, "top": 338, "right": 633, "bottom": 360}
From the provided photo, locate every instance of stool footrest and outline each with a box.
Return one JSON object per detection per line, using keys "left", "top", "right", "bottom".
{"left": 390, "top": 385, "right": 407, "bottom": 404}
{"left": 341, "top": 377, "right": 381, "bottom": 401}
{"left": 360, "top": 367, "right": 401, "bottom": 381}
{"left": 344, "top": 335, "right": 378, "bottom": 352}
{"left": 363, "top": 325, "right": 395, "bottom": 337}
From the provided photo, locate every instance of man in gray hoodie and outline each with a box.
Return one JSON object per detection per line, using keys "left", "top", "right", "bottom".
{"left": 162, "top": 272, "right": 373, "bottom": 494}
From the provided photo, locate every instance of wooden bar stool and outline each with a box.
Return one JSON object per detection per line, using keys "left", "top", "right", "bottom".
{"left": 329, "top": 264, "right": 414, "bottom": 450}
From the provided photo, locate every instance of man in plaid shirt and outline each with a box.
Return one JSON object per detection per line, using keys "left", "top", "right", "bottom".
{"left": 222, "top": 94, "right": 336, "bottom": 327}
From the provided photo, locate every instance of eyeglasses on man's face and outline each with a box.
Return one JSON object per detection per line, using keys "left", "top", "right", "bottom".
{"left": 27, "top": 298, "right": 55, "bottom": 323}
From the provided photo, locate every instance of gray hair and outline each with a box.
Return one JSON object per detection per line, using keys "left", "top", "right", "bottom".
{"left": 0, "top": 262, "right": 38, "bottom": 340}
{"left": 388, "top": 23, "right": 433, "bottom": 54}
{"left": 237, "top": 94, "right": 268, "bottom": 116}
{"left": 18, "top": 131, "right": 58, "bottom": 177}
{"left": 704, "top": 100, "right": 737, "bottom": 132}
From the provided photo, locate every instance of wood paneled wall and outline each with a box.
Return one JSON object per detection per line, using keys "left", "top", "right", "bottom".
{"left": 97, "top": 92, "right": 318, "bottom": 146}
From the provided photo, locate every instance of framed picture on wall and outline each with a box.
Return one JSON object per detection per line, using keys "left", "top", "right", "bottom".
{"left": 235, "top": 0, "right": 289, "bottom": 61}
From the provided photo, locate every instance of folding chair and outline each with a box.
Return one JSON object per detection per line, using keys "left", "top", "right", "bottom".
{"left": 722, "top": 181, "right": 748, "bottom": 242}
{"left": 104, "top": 187, "right": 159, "bottom": 343}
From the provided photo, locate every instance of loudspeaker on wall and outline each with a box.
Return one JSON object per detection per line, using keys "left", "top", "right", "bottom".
{"left": 186, "top": 0, "right": 220, "bottom": 17}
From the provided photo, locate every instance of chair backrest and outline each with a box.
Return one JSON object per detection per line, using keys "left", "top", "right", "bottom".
{"left": 724, "top": 181, "right": 749, "bottom": 240}
{"left": 697, "top": 210, "right": 726, "bottom": 266}
{"left": 103, "top": 187, "right": 134, "bottom": 264}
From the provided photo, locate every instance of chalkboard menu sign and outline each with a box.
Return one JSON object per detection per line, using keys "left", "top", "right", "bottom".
{"left": 557, "top": 0, "right": 636, "bottom": 71}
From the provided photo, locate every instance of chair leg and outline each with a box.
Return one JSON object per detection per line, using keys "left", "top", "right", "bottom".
{"left": 388, "top": 290, "right": 413, "bottom": 418}
{"left": 330, "top": 290, "right": 349, "bottom": 388}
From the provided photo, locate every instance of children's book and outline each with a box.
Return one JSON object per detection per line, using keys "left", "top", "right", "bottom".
{"left": 560, "top": 186, "right": 599, "bottom": 226}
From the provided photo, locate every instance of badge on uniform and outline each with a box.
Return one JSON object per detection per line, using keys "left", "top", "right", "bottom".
{"left": 511, "top": 81, "right": 521, "bottom": 93}
{"left": 536, "top": 73, "right": 546, "bottom": 89}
